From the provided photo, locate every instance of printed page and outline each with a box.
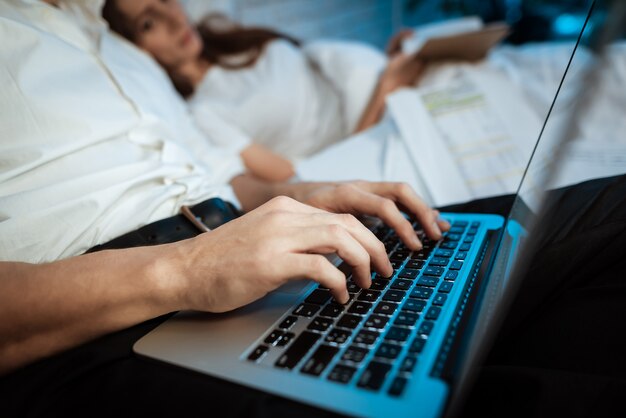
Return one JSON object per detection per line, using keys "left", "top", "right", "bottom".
{"left": 388, "top": 69, "right": 541, "bottom": 206}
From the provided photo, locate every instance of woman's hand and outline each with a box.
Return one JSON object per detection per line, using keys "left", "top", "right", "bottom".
{"left": 379, "top": 52, "right": 425, "bottom": 95}
{"left": 386, "top": 29, "right": 415, "bottom": 57}
{"left": 172, "top": 196, "right": 394, "bottom": 312}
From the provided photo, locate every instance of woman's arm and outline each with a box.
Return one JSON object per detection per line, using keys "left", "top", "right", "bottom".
{"left": 354, "top": 53, "right": 425, "bottom": 133}
{"left": 240, "top": 143, "right": 295, "bottom": 182}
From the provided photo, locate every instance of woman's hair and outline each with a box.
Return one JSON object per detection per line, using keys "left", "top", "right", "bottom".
{"left": 102, "top": 1, "right": 299, "bottom": 97}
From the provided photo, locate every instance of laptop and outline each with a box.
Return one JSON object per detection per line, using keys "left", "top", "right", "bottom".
{"left": 134, "top": 2, "right": 620, "bottom": 417}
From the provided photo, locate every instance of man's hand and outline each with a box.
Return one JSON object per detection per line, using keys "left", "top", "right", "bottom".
{"left": 172, "top": 196, "right": 394, "bottom": 312}
{"left": 285, "top": 181, "right": 450, "bottom": 251}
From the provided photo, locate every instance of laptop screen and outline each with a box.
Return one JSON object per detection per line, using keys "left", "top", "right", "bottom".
{"left": 446, "top": 0, "right": 626, "bottom": 413}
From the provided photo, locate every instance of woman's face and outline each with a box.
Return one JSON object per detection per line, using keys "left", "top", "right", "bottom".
{"left": 114, "top": 0, "right": 203, "bottom": 69}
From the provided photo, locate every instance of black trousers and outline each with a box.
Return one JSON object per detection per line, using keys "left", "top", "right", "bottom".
{"left": 1, "top": 175, "right": 625, "bottom": 418}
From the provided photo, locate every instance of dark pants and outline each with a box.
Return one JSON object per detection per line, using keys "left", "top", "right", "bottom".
{"left": 1, "top": 175, "right": 625, "bottom": 418}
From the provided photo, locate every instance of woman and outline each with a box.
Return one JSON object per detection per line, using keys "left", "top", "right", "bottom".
{"left": 102, "top": 0, "right": 423, "bottom": 181}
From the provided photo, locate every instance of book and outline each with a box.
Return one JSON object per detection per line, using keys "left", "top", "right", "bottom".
{"left": 402, "top": 16, "right": 510, "bottom": 61}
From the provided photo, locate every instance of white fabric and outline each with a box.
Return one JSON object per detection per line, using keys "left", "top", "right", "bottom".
{"left": 298, "top": 42, "right": 626, "bottom": 203}
{"left": 188, "top": 39, "right": 386, "bottom": 160}
{"left": 0, "top": 0, "right": 245, "bottom": 263}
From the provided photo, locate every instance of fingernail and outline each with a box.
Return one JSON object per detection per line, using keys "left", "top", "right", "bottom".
{"left": 342, "top": 290, "right": 350, "bottom": 305}
{"left": 412, "top": 235, "right": 422, "bottom": 250}
{"left": 432, "top": 222, "right": 442, "bottom": 239}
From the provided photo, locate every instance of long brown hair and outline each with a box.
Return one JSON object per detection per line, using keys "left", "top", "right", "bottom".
{"left": 102, "top": 1, "right": 299, "bottom": 97}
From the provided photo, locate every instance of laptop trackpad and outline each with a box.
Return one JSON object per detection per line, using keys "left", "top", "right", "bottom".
{"left": 274, "top": 279, "right": 312, "bottom": 295}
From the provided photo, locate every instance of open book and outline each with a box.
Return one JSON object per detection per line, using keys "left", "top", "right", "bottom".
{"left": 402, "top": 16, "right": 510, "bottom": 61}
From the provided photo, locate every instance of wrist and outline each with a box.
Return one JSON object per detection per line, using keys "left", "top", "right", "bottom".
{"left": 140, "top": 243, "right": 190, "bottom": 312}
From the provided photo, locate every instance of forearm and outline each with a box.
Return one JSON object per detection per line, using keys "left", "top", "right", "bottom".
{"left": 0, "top": 245, "right": 184, "bottom": 375}
{"left": 230, "top": 174, "right": 331, "bottom": 212}
{"left": 240, "top": 144, "right": 295, "bottom": 182}
{"left": 354, "top": 80, "right": 390, "bottom": 133}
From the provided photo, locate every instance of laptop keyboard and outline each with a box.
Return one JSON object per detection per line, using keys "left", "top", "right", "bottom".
{"left": 246, "top": 219, "right": 480, "bottom": 397}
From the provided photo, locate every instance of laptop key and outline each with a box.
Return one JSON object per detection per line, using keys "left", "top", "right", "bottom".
{"left": 433, "top": 293, "right": 448, "bottom": 306}
{"left": 455, "top": 251, "right": 468, "bottom": 260}
{"left": 278, "top": 315, "right": 298, "bottom": 330}
{"left": 341, "top": 345, "right": 369, "bottom": 363}
{"left": 398, "top": 268, "right": 419, "bottom": 280}
{"left": 388, "top": 376, "right": 409, "bottom": 397}
{"left": 400, "top": 355, "right": 418, "bottom": 373}
{"left": 348, "top": 301, "right": 373, "bottom": 315}
{"left": 411, "top": 251, "right": 429, "bottom": 260}
{"left": 429, "top": 257, "right": 449, "bottom": 267}
{"left": 301, "top": 344, "right": 339, "bottom": 376}
{"left": 445, "top": 271, "right": 459, "bottom": 281}
{"left": 390, "top": 250, "right": 410, "bottom": 262}
{"left": 438, "top": 281, "right": 454, "bottom": 293}
{"left": 293, "top": 303, "right": 321, "bottom": 317}
{"left": 307, "top": 317, "right": 333, "bottom": 332}
{"left": 391, "top": 279, "right": 413, "bottom": 290}
{"left": 448, "top": 226, "right": 465, "bottom": 234}
{"left": 450, "top": 260, "right": 463, "bottom": 270}
{"left": 424, "top": 266, "right": 444, "bottom": 276}
{"left": 328, "top": 365, "right": 357, "bottom": 384}
{"left": 374, "top": 301, "right": 399, "bottom": 316}
{"left": 405, "top": 260, "right": 424, "bottom": 269}
{"left": 418, "top": 321, "right": 435, "bottom": 336}
{"left": 319, "top": 303, "right": 344, "bottom": 318}
{"left": 394, "top": 312, "right": 419, "bottom": 327}
{"left": 364, "top": 314, "right": 389, "bottom": 329}
{"left": 358, "top": 290, "right": 382, "bottom": 302}
{"left": 410, "top": 286, "right": 433, "bottom": 300}
{"left": 435, "top": 249, "right": 454, "bottom": 258}
{"left": 445, "top": 233, "right": 462, "bottom": 241}
{"left": 248, "top": 345, "right": 269, "bottom": 362}
{"left": 409, "top": 337, "right": 426, "bottom": 353}
{"left": 425, "top": 306, "right": 441, "bottom": 320}
{"left": 385, "top": 326, "right": 411, "bottom": 342}
{"left": 370, "top": 278, "right": 390, "bottom": 291}
{"left": 305, "top": 289, "right": 332, "bottom": 305}
{"left": 275, "top": 331, "right": 320, "bottom": 369}
{"left": 275, "top": 332, "right": 295, "bottom": 347}
{"left": 346, "top": 281, "right": 361, "bottom": 294}
{"left": 416, "top": 276, "right": 439, "bottom": 287}
{"left": 336, "top": 314, "right": 362, "bottom": 329}
{"left": 325, "top": 328, "right": 352, "bottom": 344}
{"left": 440, "top": 241, "right": 458, "bottom": 250}
{"left": 358, "top": 361, "right": 392, "bottom": 391}
{"left": 375, "top": 343, "right": 402, "bottom": 359}
{"left": 353, "top": 330, "right": 380, "bottom": 345}
{"left": 402, "top": 299, "right": 426, "bottom": 313}
{"left": 383, "top": 289, "right": 406, "bottom": 302}
{"left": 264, "top": 330, "right": 284, "bottom": 345}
